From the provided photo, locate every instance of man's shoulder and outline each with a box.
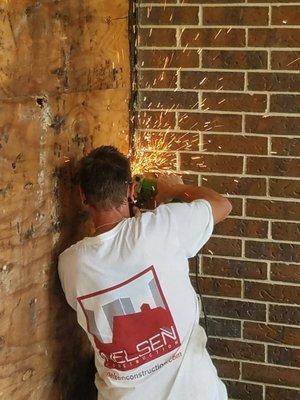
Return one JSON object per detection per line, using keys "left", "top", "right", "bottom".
{"left": 58, "top": 239, "right": 86, "bottom": 265}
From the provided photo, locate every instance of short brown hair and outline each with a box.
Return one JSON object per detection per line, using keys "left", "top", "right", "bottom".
{"left": 78, "top": 146, "right": 132, "bottom": 210}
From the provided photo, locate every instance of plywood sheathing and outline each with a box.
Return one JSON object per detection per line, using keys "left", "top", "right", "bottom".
{"left": 0, "top": 0, "right": 130, "bottom": 398}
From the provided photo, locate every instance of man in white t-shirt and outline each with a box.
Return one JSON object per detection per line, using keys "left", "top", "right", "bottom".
{"left": 58, "top": 146, "right": 231, "bottom": 400}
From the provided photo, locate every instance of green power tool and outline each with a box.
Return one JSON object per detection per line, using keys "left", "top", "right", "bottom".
{"left": 134, "top": 176, "right": 183, "bottom": 208}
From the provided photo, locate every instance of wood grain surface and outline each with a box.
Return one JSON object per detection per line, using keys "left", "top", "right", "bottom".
{"left": 0, "top": 1, "right": 130, "bottom": 398}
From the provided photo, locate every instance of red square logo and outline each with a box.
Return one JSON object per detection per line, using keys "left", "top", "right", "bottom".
{"left": 78, "top": 266, "right": 181, "bottom": 371}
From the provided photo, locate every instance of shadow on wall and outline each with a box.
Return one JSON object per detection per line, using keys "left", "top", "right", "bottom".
{"left": 51, "top": 160, "right": 97, "bottom": 400}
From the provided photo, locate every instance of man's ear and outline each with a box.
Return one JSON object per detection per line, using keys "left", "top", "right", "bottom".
{"left": 78, "top": 186, "right": 87, "bottom": 205}
{"left": 127, "top": 182, "right": 137, "bottom": 203}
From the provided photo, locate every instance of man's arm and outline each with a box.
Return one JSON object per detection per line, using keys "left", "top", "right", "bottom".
{"left": 156, "top": 177, "right": 232, "bottom": 224}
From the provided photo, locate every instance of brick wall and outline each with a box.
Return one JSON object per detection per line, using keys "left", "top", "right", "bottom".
{"left": 134, "top": 1, "right": 300, "bottom": 399}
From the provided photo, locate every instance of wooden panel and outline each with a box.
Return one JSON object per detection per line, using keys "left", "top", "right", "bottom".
{"left": 0, "top": 0, "right": 130, "bottom": 398}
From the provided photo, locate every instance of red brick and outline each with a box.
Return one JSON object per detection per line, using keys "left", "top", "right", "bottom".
{"left": 178, "top": 112, "right": 242, "bottom": 132}
{"left": 136, "top": 111, "right": 176, "bottom": 130}
{"left": 140, "top": 6, "right": 199, "bottom": 25}
{"left": 202, "top": 256, "right": 268, "bottom": 279}
{"left": 202, "top": 50, "right": 267, "bottom": 69}
{"left": 204, "top": 317, "right": 241, "bottom": 338}
{"left": 180, "top": 71, "right": 244, "bottom": 91}
{"left": 139, "top": 90, "right": 198, "bottom": 109}
{"left": 136, "top": 8, "right": 300, "bottom": 390}
{"left": 203, "top": 134, "right": 268, "bottom": 154}
{"left": 214, "top": 218, "right": 268, "bottom": 238}
{"left": 246, "top": 199, "right": 299, "bottom": 221}
{"left": 138, "top": 49, "right": 199, "bottom": 68}
{"left": 202, "top": 175, "right": 266, "bottom": 196}
{"left": 249, "top": 28, "right": 300, "bottom": 47}
{"left": 138, "top": 69, "right": 177, "bottom": 89}
{"left": 271, "top": 51, "right": 300, "bottom": 71}
{"left": 228, "top": 197, "right": 243, "bottom": 216}
{"left": 272, "top": 6, "right": 300, "bottom": 25}
{"left": 266, "top": 386, "right": 300, "bottom": 400}
{"left": 272, "top": 221, "right": 300, "bottom": 241}
{"left": 269, "top": 178, "right": 300, "bottom": 198}
{"left": 246, "top": 115, "right": 300, "bottom": 136}
{"left": 212, "top": 359, "right": 240, "bottom": 379}
{"left": 242, "top": 363, "right": 300, "bottom": 388}
{"left": 245, "top": 281, "right": 300, "bottom": 304}
{"left": 135, "top": 131, "right": 199, "bottom": 151}
{"left": 181, "top": 153, "right": 243, "bottom": 173}
{"left": 203, "top": 297, "right": 266, "bottom": 321}
{"left": 203, "top": 237, "right": 242, "bottom": 257}
{"left": 203, "top": 92, "right": 266, "bottom": 113}
{"left": 181, "top": 28, "right": 245, "bottom": 47}
{"left": 137, "top": 151, "right": 177, "bottom": 172}
{"left": 270, "top": 94, "right": 300, "bottom": 114}
{"left": 138, "top": 28, "right": 176, "bottom": 47}
{"left": 198, "top": 276, "right": 241, "bottom": 297}
{"left": 188, "top": 257, "right": 197, "bottom": 274}
{"left": 182, "top": 174, "right": 198, "bottom": 186}
{"left": 272, "top": 137, "right": 300, "bottom": 157}
{"left": 269, "top": 304, "right": 300, "bottom": 325}
{"left": 247, "top": 157, "right": 299, "bottom": 177}
{"left": 203, "top": 6, "right": 269, "bottom": 26}
{"left": 224, "top": 381, "right": 263, "bottom": 400}
{"left": 271, "top": 263, "right": 300, "bottom": 284}
{"left": 268, "top": 345, "right": 300, "bottom": 368}
{"left": 244, "top": 322, "right": 300, "bottom": 346}
{"left": 245, "top": 240, "right": 300, "bottom": 262}
{"left": 248, "top": 72, "right": 300, "bottom": 92}
{"left": 208, "top": 338, "right": 265, "bottom": 362}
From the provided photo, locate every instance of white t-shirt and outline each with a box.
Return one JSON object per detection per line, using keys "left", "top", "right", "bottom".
{"left": 58, "top": 199, "right": 228, "bottom": 400}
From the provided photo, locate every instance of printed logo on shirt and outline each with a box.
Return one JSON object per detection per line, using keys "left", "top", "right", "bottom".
{"left": 77, "top": 266, "right": 181, "bottom": 371}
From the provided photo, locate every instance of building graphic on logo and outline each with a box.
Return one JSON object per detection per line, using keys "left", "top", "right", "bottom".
{"left": 77, "top": 266, "right": 181, "bottom": 371}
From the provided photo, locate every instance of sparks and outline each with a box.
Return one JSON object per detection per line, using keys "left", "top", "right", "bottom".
{"left": 286, "top": 57, "right": 300, "bottom": 67}
{"left": 214, "top": 29, "right": 222, "bottom": 40}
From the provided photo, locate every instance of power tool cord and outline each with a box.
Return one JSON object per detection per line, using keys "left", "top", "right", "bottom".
{"left": 195, "top": 250, "right": 209, "bottom": 336}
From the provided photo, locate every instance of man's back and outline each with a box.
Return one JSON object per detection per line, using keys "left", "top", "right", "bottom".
{"left": 58, "top": 200, "right": 227, "bottom": 400}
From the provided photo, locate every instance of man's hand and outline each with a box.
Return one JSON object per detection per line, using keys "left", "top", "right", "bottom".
{"left": 156, "top": 174, "right": 184, "bottom": 205}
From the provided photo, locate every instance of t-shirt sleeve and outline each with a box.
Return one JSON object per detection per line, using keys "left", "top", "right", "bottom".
{"left": 153, "top": 199, "right": 214, "bottom": 258}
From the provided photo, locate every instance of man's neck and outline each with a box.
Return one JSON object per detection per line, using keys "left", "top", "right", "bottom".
{"left": 90, "top": 204, "right": 130, "bottom": 235}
